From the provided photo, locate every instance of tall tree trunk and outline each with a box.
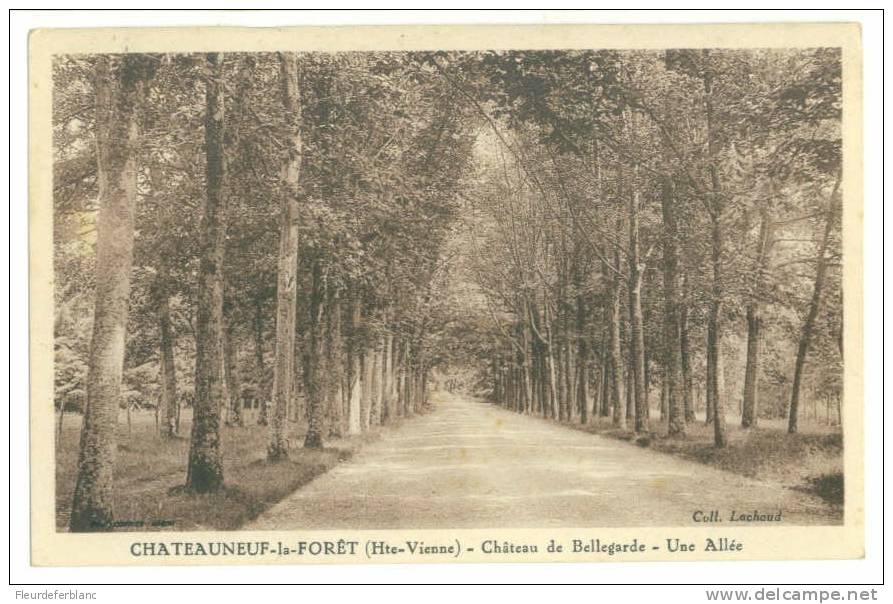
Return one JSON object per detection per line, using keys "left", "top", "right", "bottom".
{"left": 268, "top": 52, "right": 302, "bottom": 461}
{"left": 598, "top": 334, "right": 610, "bottom": 419}
{"left": 644, "top": 324, "right": 653, "bottom": 420}
{"left": 303, "top": 261, "right": 326, "bottom": 448}
{"left": 400, "top": 340, "right": 413, "bottom": 417}
{"left": 575, "top": 287, "right": 590, "bottom": 424}
{"left": 707, "top": 225, "right": 726, "bottom": 447}
{"left": 597, "top": 335, "right": 608, "bottom": 418}
{"left": 394, "top": 339, "right": 405, "bottom": 417}
{"left": 742, "top": 205, "right": 774, "bottom": 428}
{"left": 609, "top": 255, "right": 626, "bottom": 428}
{"left": 563, "top": 341, "right": 573, "bottom": 421}
{"left": 522, "top": 319, "right": 534, "bottom": 414}
{"left": 628, "top": 163, "right": 648, "bottom": 433}
{"left": 389, "top": 335, "right": 400, "bottom": 413}
{"left": 346, "top": 296, "right": 362, "bottom": 434}
{"left": 703, "top": 54, "right": 727, "bottom": 448}
{"left": 223, "top": 321, "right": 242, "bottom": 427}
{"left": 624, "top": 300, "right": 634, "bottom": 423}
{"left": 370, "top": 344, "right": 382, "bottom": 425}
{"left": 705, "top": 346, "right": 715, "bottom": 424}
{"left": 741, "top": 305, "right": 762, "bottom": 428}
{"left": 70, "top": 55, "right": 150, "bottom": 531}
{"left": 661, "top": 177, "right": 685, "bottom": 436}
{"left": 360, "top": 349, "right": 373, "bottom": 431}
{"left": 324, "top": 291, "right": 345, "bottom": 438}
{"left": 156, "top": 276, "right": 179, "bottom": 438}
{"left": 544, "top": 305, "right": 559, "bottom": 420}
{"left": 529, "top": 337, "right": 538, "bottom": 412}
{"left": 380, "top": 332, "right": 392, "bottom": 423}
{"left": 253, "top": 299, "right": 268, "bottom": 425}
{"left": 557, "top": 344, "right": 567, "bottom": 421}
{"left": 186, "top": 52, "right": 228, "bottom": 491}
{"left": 57, "top": 400, "right": 67, "bottom": 443}
{"left": 679, "top": 285, "right": 695, "bottom": 423}
{"left": 789, "top": 176, "right": 841, "bottom": 433}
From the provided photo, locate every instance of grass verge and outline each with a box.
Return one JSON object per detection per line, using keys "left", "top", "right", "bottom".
{"left": 568, "top": 413, "right": 844, "bottom": 506}
{"left": 56, "top": 409, "right": 388, "bottom": 531}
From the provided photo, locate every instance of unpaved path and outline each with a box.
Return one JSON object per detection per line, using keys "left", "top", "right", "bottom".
{"left": 248, "top": 392, "right": 841, "bottom": 529}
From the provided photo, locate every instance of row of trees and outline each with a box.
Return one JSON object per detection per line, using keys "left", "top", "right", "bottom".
{"left": 54, "top": 51, "right": 475, "bottom": 531}
{"left": 461, "top": 49, "right": 842, "bottom": 443}
{"left": 53, "top": 48, "right": 843, "bottom": 531}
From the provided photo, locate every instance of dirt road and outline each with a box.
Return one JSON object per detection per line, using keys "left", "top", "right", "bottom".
{"left": 248, "top": 392, "right": 841, "bottom": 529}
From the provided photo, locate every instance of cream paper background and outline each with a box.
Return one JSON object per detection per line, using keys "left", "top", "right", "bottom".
{"left": 28, "top": 22, "right": 863, "bottom": 566}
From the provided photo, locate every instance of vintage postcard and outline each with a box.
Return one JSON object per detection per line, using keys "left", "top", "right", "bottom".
{"left": 29, "top": 22, "right": 863, "bottom": 566}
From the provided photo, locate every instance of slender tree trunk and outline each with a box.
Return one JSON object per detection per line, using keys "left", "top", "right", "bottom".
{"left": 218, "top": 304, "right": 230, "bottom": 421}
{"left": 491, "top": 357, "right": 499, "bottom": 403}
{"left": 346, "top": 296, "right": 362, "bottom": 434}
{"left": 597, "top": 307, "right": 610, "bottom": 420}
{"left": 576, "top": 289, "right": 590, "bottom": 424}
{"left": 544, "top": 306, "right": 559, "bottom": 421}
{"left": 705, "top": 349, "right": 715, "bottom": 424}
{"left": 522, "top": 319, "right": 534, "bottom": 414}
{"left": 703, "top": 56, "right": 727, "bottom": 448}
{"left": 742, "top": 205, "right": 774, "bottom": 428}
{"left": 324, "top": 292, "right": 345, "bottom": 438}
{"left": 789, "top": 176, "right": 841, "bottom": 433}
{"left": 707, "top": 233, "right": 726, "bottom": 447}
{"left": 661, "top": 177, "right": 685, "bottom": 436}
{"left": 303, "top": 261, "right": 326, "bottom": 449}
{"left": 57, "top": 402, "right": 66, "bottom": 443}
{"left": 609, "top": 257, "right": 626, "bottom": 428}
{"left": 420, "top": 367, "right": 429, "bottom": 407}
{"left": 267, "top": 52, "right": 302, "bottom": 460}
{"left": 360, "top": 349, "right": 373, "bottom": 431}
{"left": 628, "top": 163, "right": 648, "bottom": 433}
{"left": 624, "top": 298, "right": 634, "bottom": 423}
{"left": 741, "top": 305, "right": 761, "bottom": 428}
{"left": 370, "top": 344, "right": 382, "bottom": 425}
{"left": 644, "top": 327, "right": 653, "bottom": 420}
{"left": 394, "top": 339, "right": 404, "bottom": 417}
{"left": 186, "top": 52, "right": 228, "bottom": 491}
{"left": 598, "top": 343, "right": 610, "bottom": 418}
{"left": 509, "top": 322, "right": 521, "bottom": 412}
{"left": 380, "top": 333, "right": 392, "bottom": 423}
{"left": 156, "top": 277, "right": 179, "bottom": 438}
{"left": 291, "top": 333, "right": 302, "bottom": 423}
{"left": 507, "top": 354, "right": 515, "bottom": 410}
{"left": 223, "top": 321, "right": 242, "bottom": 427}
{"left": 560, "top": 344, "right": 570, "bottom": 421}
{"left": 625, "top": 365, "right": 634, "bottom": 422}
{"left": 349, "top": 365, "right": 362, "bottom": 431}
{"left": 390, "top": 336, "right": 400, "bottom": 413}
{"left": 531, "top": 340, "right": 541, "bottom": 415}
{"left": 253, "top": 299, "right": 268, "bottom": 425}
{"left": 401, "top": 343, "right": 412, "bottom": 416}
{"left": 70, "top": 55, "right": 150, "bottom": 531}
{"left": 563, "top": 342, "right": 573, "bottom": 421}
{"left": 679, "top": 288, "right": 695, "bottom": 423}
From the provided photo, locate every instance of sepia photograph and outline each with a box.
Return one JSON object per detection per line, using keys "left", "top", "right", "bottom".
{"left": 26, "top": 20, "right": 865, "bottom": 567}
